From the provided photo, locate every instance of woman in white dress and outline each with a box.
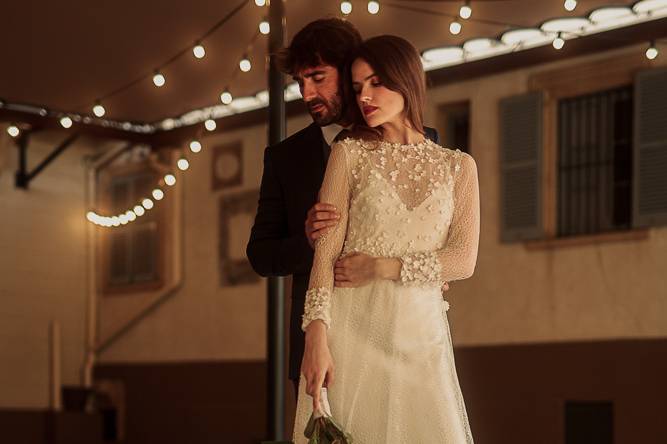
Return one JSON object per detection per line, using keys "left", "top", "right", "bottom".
{"left": 293, "top": 35, "right": 480, "bottom": 443}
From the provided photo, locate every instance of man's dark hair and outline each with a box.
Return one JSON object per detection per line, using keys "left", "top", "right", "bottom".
{"left": 276, "top": 18, "right": 362, "bottom": 75}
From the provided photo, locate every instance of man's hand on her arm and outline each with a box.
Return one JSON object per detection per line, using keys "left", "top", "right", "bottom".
{"left": 305, "top": 202, "right": 340, "bottom": 248}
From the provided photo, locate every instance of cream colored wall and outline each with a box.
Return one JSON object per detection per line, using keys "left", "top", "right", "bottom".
{"left": 0, "top": 130, "right": 101, "bottom": 408}
{"left": 425, "top": 43, "right": 667, "bottom": 346}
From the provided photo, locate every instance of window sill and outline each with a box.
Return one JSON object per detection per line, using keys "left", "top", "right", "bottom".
{"left": 524, "top": 228, "right": 650, "bottom": 250}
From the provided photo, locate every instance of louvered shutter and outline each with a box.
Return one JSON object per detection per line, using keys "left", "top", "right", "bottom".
{"left": 499, "top": 92, "right": 544, "bottom": 242}
{"left": 633, "top": 66, "right": 667, "bottom": 227}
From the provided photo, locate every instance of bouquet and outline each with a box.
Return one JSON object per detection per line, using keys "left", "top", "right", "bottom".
{"left": 303, "top": 387, "right": 353, "bottom": 444}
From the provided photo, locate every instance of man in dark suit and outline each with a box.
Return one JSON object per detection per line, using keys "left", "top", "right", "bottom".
{"left": 246, "top": 18, "right": 441, "bottom": 399}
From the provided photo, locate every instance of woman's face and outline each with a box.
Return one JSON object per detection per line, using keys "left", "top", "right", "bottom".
{"left": 351, "top": 58, "right": 405, "bottom": 128}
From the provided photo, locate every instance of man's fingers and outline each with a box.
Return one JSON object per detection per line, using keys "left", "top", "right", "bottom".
{"left": 313, "top": 220, "right": 338, "bottom": 230}
{"left": 314, "top": 211, "right": 340, "bottom": 221}
{"left": 314, "top": 203, "right": 337, "bottom": 212}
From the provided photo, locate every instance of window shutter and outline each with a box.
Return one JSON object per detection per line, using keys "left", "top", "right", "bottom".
{"left": 499, "top": 92, "right": 544, "bottom": 242}
{"left": 633, "top": 66, "right": 667, "bottom": 228}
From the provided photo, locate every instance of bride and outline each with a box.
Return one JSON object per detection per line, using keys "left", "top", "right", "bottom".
{"left": 293, "top": 34, "right": 480, "bottom": 443}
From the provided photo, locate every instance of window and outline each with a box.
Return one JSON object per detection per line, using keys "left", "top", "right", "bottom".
{"left": 557, "top": 86, "right": 633, "bottom": 237}
{"left": 438, "top": 101, "right": 470, "bottom": 153}
{"left": 103, "top": 170, "right": 161, "bottom": 291}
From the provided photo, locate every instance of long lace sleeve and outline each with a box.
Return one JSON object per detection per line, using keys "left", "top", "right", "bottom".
{"left": 301, "top": 141, "right": 351, "bottom": 331}
{"left": 399, "top": 151, "right": 480, "bottom": 285}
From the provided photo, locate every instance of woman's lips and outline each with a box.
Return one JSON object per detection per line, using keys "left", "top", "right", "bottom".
{"left": 363, "top": 105, "right": 378, "bottom": 116}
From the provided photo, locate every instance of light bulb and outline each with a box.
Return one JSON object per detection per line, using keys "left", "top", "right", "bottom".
{"left": 177, "top": 158, "right": 190, "bottom": 171}
{"left": 119, "top": 214, "right": 129, "bottom": 225}
{"left": 553, "top": 33, "right": 565, "bottom": 49}
{"left": 239, "top": 57, "right": 251, "bottom": 72}
{"left": 152, "top": 189, "right": 164, "bottom": 200}
{"left": 205, "top": 119, "right": 216, "bottom": 131}
{"left": 368, "top": 1, "right": 380, "bottom": 14}
{"left": 449, "top": 20, "right": 462, "bottom": 35}
{"left": 189, "top": 140, "right": 202, "bottom": 153}
{"left": 164, "top": 174, "right": 176, "bottom": 186}
{"left": 86, "top": 211, "right": 96, "bottom": 222}
{"left": 220, "top": 89, "right": 233, "bottom": 105}
{"left": 259, "top": 20, "right": 270, "bottom": 35}
{"left": 134, "top": 205, "right": 145, "bottom": 216}
{"left": 93, "top": 103, "right": 105, "bottom": 117}
{"left": 153, "top": 72, "right": 166, "bottom": 87}
{"left": 60, "top": 116, "right": 73, "bottom": 128}
{"left": 142, "top": 198, "right": 154, "bottom": 210}
{"left": 646, "top": 42, "right": 658, "bottom": 60}
{"left": 111, "top": 216, "right": 121, "bottom": 226}
{"left": 126, "top": 210, "right": 137, "bottom": 221}
{"left": 255, "top": 0, "right": 266, "bottom": 5}
{"left": 7, "top": 125, "right": 19, "bottom": 137}
{"left": 341, "top": 1, "right": 352, "bottom": 15}
{"left": 193, "top": 44, "right": 206, "bottom": 59}
{"left": 459, "top": 2, "right": 472, "bottom": 19}
{"left": 564, "top": 0, "right": 577, "bottom": 12}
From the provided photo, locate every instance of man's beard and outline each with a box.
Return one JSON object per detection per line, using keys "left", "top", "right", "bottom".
{"left": 307, "top": 94, "right": 343, "bottom": 126}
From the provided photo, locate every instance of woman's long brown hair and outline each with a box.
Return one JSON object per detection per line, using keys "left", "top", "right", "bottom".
{"left": 342, "top": 35, "right": 426, "bottom": 141}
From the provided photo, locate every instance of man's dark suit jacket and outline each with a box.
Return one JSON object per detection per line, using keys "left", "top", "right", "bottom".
{"left": 246, "top": 122, "right": 439, "bottom": 382}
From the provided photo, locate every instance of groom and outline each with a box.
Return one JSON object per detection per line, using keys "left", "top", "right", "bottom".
{"left": 246, "top": 18, "right": 443, "bottom": 398}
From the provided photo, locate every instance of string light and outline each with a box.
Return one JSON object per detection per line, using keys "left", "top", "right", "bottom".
{"left": 189, "top": 140, "right": 202, "bottom": 153}
{"left": 220, "top": 89, "right": 233, "bottom": 105}
{"left": 142, "top": 198, "right": 154, "bottom": 210}
{"left": 126, "top": 210, "right": 137, "bottom": 222}
{"left": 204, "top": 119, "right": 217, "bottom": 131}
{"left": 259, "top": 20, "right": 270, "bottom": 35}
{"left": 134, "top": 205, "right": 145, "bottom": 216}
{"left": 193, "top": 43, "right": 206, "bottom": 59}
{"left": 450, "top": 20, "right": 462, "bottom": 35}
{"left": 152, "top": 189, "right": 164, "bottom": 200}
{"left": 60, "top": 116, "right": 73, "bottom": 128}
{"left": 341, "top": 1, "right": 352, "bottom": 15}
{"left": 646, "top": 41, "right": 659, "bottom": 59}
{"left": 177, "top": 158, "right": 190, "bottom": 171}
{"left": 459, "top": 1, "right": 472, "bottom": 20}
{"left": 93, "top": 102, "right": 105, "bottom": 117}
{"left": 239, "top": 56, "right": 251, "bottom": 72}
{"left": 553, "top": 32, "right": 565, "bottom": 49}
{"left": 254, "top": 0, "right": 266, "bottom": 6}
{"left": 153, "top": 71, "right": 166, "bottom": 87}
{"left": 564, "top": 0, "right": 577, "bottom": 12}
{"left": 7, "top": 125, "right": 20, "bottom": 137}
{"left": 164, "top": 174, "right": 176, "bottom": 186}
{"left": 368, "top": 1, "right": 380, "bottom": 14}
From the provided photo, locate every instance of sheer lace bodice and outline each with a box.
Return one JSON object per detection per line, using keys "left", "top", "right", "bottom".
{"left": 302, "top": 137, "right": 480, "bottom": 331}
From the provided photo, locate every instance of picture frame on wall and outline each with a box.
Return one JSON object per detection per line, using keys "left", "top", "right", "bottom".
{"left": 219, "top": 189, "right": 260, "bottom": 287}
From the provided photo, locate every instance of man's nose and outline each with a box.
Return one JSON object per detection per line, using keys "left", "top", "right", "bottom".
{"left": 302, "top": 82, "right": 317, "bottom": 101}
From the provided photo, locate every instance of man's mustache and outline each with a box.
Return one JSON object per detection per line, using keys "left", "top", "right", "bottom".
{"left": 307, "top": 99, "right": 328, "bottom": 112}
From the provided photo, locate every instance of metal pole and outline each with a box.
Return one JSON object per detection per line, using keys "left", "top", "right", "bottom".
{"left": 265, "top": 0, "right": 288, "bottom": 442}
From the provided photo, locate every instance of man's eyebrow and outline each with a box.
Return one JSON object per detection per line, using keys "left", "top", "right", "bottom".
{"left": 302, "top": 70, "right": 326, "bottom": 78}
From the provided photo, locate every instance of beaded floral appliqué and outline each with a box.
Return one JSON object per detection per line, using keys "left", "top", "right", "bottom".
{"left": 302, "top": 287, "right": 332, "bottom": 331}
{"left": 399, "top": 251, "right": 444, "bottom": 286}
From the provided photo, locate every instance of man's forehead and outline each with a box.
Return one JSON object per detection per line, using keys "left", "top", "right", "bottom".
{"left": 293, "top": 64, "right": 338, "bottom": 78}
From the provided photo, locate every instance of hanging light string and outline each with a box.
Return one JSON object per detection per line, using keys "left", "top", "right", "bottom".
{"left": 84, "top": 9, "right": 263, "bottom": 228}
{"left": 381, "top": 1, "right": 667, "bottom": 46}
{"left": 76, "top": 0, "right": 252, "bottom": 114}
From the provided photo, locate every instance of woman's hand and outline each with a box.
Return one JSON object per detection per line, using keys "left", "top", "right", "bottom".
{"left": 301, "top": 321, "right": 335, "bottom": 413}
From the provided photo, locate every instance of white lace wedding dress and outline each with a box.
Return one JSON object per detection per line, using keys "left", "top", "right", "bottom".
{"left": 293, "top": 136, "right": 480, "bottom": 444}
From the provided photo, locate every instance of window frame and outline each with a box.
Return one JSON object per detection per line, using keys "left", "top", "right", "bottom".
{"left": 524, "top": 52, "right": 651, "bottom": 250}
{"left": 97, "top": 159, "right": 168, "bottom": 295}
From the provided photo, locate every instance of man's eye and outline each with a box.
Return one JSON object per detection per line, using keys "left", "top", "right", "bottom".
{"left": 371, "top": 81, "right": 381, "bottom": 87}
{"left": 313, "top": 76, "right": 324, "bottom": 82}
